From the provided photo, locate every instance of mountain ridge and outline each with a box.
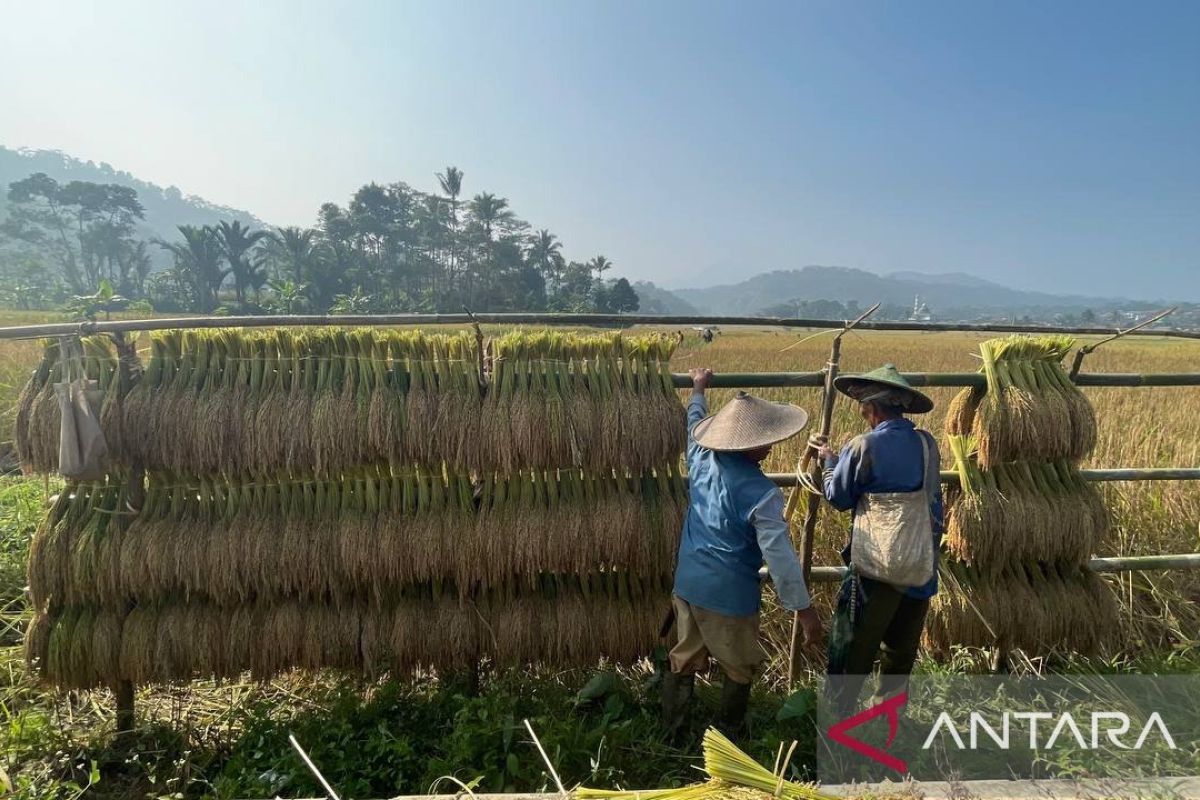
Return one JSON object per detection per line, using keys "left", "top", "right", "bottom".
{"left": 0, "top": 146, "right": 264, "bottom": 243}
{"left": 668, "top": 265, "right": 1150, "bottom": 317}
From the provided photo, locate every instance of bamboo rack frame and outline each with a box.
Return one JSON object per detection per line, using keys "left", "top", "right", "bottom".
{"left": 6, "top": 310, "right": 1196, "bottom": 549}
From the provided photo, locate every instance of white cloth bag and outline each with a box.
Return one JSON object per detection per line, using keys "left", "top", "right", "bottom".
{"left": 850, "top": 432, "right": 936, "bottom": 588}
{"left": 54, "top": 336, "right": 109, "bottom": 480}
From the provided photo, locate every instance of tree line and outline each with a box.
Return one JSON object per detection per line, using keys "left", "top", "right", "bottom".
{"left": 0, "top": 167, "right": 640, "bottom": 315}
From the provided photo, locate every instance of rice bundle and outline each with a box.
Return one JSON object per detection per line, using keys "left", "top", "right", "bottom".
{"left": 14, "top": 336, "right": 125, "bottom": 473}
{"left": 31, "top": 466, "right": 682, "bottom": 611}
{"left": 944, "top": 436, "right": 1106, "bottom": 573}
{"left": 924, "top": 562, "right": 1113, "bottom": 656}
{"left": 32, "top": 584, "right": 668, "bottom": 687}
{"left": 484, "top": 330, "right": 684, "bottom": 471}
{"left": 578, "top": 727, "right": 833, "bottom": 800}
{"left": 956, "top": 335, "right": 1095, "bottom": 466}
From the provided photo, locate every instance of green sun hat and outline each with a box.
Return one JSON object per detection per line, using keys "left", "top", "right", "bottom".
{"left": 833, "top": 363, "right": 934, "bottom": 414}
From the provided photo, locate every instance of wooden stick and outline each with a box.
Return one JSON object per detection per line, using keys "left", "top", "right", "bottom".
{"left": 1070, "top": 307, "right": 1177, "bottom": 378}
{"left": 787, "top": 303, "right": 880, "bottom": 685}
{"left": 288, "top": 733, "right": 343, "bottom": 800}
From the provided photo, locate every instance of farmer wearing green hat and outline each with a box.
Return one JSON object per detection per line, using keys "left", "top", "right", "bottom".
{"left": 811, "top": 364, "right": 943, "bottom": 715}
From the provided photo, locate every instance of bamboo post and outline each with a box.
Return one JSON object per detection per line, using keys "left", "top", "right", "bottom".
{"left": 787, "top": 304, "right": 880, "bottom": 685}
{"left": 111, "top": 330, "right": 143, "bottom": 741}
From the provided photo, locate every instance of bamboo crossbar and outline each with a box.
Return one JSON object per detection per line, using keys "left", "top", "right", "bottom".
{"left": 669, "top": 372, "right": 1200, "bottom": 388}
{"left": 1, "top": 312, "right": 1198, "bottom": 340}
{"left": 768, "top": 467, "right": 1200, "bottom": 486}
{"left": 762, "top": 553, "right": 1200, "bottom": 583}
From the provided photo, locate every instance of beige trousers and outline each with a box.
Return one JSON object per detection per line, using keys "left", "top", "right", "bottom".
{"left": 668, "top": 595, "right": 766, "bottom": 685}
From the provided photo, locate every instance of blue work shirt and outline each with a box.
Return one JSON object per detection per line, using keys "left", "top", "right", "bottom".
{"left": 822, "top": 418, "right": 944, "bottom": 599}
{"left": 673, "top": 393, "right": 812, "bottom": 617}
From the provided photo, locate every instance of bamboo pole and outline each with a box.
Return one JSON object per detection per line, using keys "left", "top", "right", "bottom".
{"left": 1, "top": 312, "right": 1196, "bottom": 341}
{"left": 666, "top": 372, "right": 1200, "bottom": 389}
{"left": 786, "top": 304, "right": 880, "bottom": 685}
{"left": 759, "top": 553, "right": 1200, "bottom": 583}
{"left": 767, "top": 467, "right": 1200, "bottom": 486}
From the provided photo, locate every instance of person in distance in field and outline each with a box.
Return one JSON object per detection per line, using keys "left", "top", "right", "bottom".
{"left": 663, "top": 367, "right": 822, "bottom": 739}
{"left": 811, "top": 364, "right": 942, "bottom": 716}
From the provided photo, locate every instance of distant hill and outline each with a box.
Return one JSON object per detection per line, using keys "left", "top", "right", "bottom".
{"left": 671, "top": 265, "right": 1142, "bottom": 318}
{"left": 632, "top": 281, "right": 701, "bottom": 315}
{"left": 0, "top": 146, "right": 264, "bottom": 245}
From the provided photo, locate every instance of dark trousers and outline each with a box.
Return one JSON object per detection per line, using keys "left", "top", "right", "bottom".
{"left": 827, "top": 572, "right": 929, "bottom": 716}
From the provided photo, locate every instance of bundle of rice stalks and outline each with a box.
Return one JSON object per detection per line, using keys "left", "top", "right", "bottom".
{"left": 83, "top": 465, "right": 681, "bottom": 608}
{"left": 483, "top": 331, "right": 684, "bottom": 471}
{"left": 959, "top": 335, "right": 1096, "bottom": 466}
{"left": 15, "top": 336, "right": 126, "bottom": 473}
{"left": 925, "top": 562, "right": 1115, "bottom": 656}
{"left": 943, "top": 436, "right": 1105, "bottom": 573}
{"left": 578, "top": 728, "right": 833, "bottom": 800}
{"left": 32, "top": 580, "right": 670, "bottom": 687}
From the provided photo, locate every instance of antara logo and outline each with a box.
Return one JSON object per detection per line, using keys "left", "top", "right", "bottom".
{"left": 922, "top": 711, "right": 1178, "bottom": 751}
{"left": 826, "top": 692, "right": 909, "bottom": 774}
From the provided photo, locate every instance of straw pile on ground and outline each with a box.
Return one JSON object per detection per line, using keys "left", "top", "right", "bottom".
{"left": 20, "top": 326, "right": 689, "bottom": 689}
{"left": 929, "top": 335, "right": 1116, "bottom": 656}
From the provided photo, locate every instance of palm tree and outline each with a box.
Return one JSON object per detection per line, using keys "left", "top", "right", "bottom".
{"left": 154, "top": 225, "right": 226, "bottom": 311}
{"left": 266, "top": 226, "right": 320, "bottom": 285}
{"left": 436, "top": 167, "right": 464, "bottom": 287}
{"left": 468, "top": 192, "right": 515, "bottom": 241}
{"left": 589, "top": 254, "right": 612, "bottom": 293}
{"left": 214, "top": 220, "right": 268, "bottom": 304}
{"left": 528, "top": 229, "right": 565, "bottom": 291}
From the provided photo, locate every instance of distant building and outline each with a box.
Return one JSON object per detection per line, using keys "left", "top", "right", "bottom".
{"left": 909, "top": 295, "right": 934, "bottom": 322}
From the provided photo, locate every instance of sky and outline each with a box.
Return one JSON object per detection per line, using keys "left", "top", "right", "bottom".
{"left": 1, "top": 1, "right": 1197, "bottom": 299}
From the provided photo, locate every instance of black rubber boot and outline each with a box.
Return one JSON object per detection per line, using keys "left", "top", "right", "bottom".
{"left": 717, "top": 678, "right": 752, "bottom": 740}
{"left": 661, "top": 671, "right": 695, "bottom": 740}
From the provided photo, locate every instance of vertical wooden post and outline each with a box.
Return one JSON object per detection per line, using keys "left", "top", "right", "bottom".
{"left": 787, "top": 304, "right": 879, "bottom": 685}
{"left": 114, "top": 680, "right": 135, "bottom": 742}
{"left": 111, "top": 331, "right": 143, "bottom": 741}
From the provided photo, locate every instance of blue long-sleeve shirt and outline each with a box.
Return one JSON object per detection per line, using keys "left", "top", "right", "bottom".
{"left": 822, "top": 417, "right": 943, "bottom": 599}
{"left": 673, "top": 393, "right": 812, "bottom": 617}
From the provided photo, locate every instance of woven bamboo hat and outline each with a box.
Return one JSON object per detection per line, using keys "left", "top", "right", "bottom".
{"left": 692, "top": 392, "right": 809, "bottom": 452}
{"left": 833, "top": 363, "right": 934, "bottom": 414}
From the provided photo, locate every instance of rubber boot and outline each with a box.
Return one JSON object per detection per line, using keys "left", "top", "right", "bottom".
{"left": 661, "top": 671, "right": 694, "bottom": 740}
{"left": 717, "top": 678, "right": 752, "bottom": 740}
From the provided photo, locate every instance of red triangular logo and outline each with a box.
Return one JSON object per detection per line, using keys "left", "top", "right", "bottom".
{"left": 826, "top": 692, "right": 908, "bottom": 774}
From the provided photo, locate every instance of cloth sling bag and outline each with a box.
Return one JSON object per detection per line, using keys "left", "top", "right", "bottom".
{"left": 849, "top": 431, "right": 936, "bottom": 588}
{"left": 54, "top": 335, "right": 109, "bottom": 480}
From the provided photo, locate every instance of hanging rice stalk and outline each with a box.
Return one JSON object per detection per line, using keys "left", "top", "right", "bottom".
{"left": 925, "top": 561, "right": 1116, "bottom": 657}
{"left": 33, "top": 465, "right": 683, "bottom": 610}
{"left": 943, "top": 436, "right": 1104, "bottom": 573}
{"left": 32, "top": 583, "right": 669, "bottom": 687}
{"left": 955, "top": 336, "right": 1096, "bottom": 466}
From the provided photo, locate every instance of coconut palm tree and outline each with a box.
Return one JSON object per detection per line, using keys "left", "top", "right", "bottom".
{"left": 468, "top": 192, "right": 515, "bottom": 242}
{"left": 214, "top": 220, "right": 269, "bottom": 304}
{"left": 528, "top": 229, "right": 565, "bottom": 292}
{"left": 589, "top": 254, "right": 612, "bottom": 294}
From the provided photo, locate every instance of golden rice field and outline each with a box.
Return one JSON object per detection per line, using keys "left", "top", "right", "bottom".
{"left": 0, "top": 313, "right": 1197, "bottom": 682}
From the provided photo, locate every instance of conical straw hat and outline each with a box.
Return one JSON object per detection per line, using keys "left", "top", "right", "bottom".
{"left": 692, "top": 392, "right": 809, "bottom": 452}
{"left": 833, "top": 363, "right": 934, "bottom": 414}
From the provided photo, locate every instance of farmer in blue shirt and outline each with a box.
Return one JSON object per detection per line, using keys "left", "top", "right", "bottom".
{"left": 812, "top": 364, "right": 942, "bottom": 715}
{"left": 665, "top": 368, "right": 823, "bottom": 738}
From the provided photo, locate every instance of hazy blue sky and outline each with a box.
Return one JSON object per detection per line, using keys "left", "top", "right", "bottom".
{"left": 2, "top": 1, "right": 1197, "bottom": 298}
